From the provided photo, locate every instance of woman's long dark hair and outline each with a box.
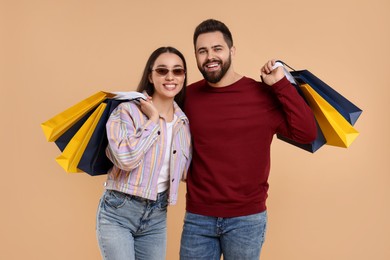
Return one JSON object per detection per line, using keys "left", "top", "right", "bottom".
{"left": 137, "top": 46, "right": 187, "bottom": 109}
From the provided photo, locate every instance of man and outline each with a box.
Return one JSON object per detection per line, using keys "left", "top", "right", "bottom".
{"left": 180, "top": 19, "right": 317, "bottom": 260}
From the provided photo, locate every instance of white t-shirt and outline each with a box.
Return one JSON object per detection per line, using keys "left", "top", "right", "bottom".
{"left": 157, "top": 115, "right": 177, "bottom": 192}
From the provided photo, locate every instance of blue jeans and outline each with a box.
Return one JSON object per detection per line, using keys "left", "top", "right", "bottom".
{"left": 180, "top": 211, "right": 267, "bottom": 260}
{"left": 96, "top": 189, "right": 168, "bottom": 260}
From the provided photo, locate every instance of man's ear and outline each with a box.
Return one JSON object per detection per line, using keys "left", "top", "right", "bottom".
{"left": 230, "top": 46, "right": 236, "bottom": 56}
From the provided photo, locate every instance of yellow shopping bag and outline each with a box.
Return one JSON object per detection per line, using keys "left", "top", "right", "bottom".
{"left": 300, "top": 83, "right": 359, "bottom": 148}
{"left": 41, "top": 91, "right": 115, "bottom": 142}
{"left": 55, "top": 102, "right": 107, "bottom": 173}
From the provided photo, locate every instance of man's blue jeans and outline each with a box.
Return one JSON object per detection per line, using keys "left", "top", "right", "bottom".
{"left": 96, "top": 189, "right": 168, "bottom": 260}
{"left": 180, "top": 211, "right": 267, "bottom": 260}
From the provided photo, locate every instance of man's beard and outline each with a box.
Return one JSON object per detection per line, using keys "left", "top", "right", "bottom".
{"left": 199, "top": 55, "right": 232, "bottom": 84}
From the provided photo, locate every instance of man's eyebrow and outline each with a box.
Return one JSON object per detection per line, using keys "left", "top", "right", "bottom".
{"left": 196, "top": 47, "right": 207, "bottom": 52}
{"left": 197, "top": 45, "right": 224, "bottom": 51}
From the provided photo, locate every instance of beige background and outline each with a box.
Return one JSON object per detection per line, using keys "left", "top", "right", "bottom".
{"left": 2, "top": 0, "right": 389, "bottom": 259}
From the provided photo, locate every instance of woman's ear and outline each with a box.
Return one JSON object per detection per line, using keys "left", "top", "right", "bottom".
{"left": 148, "top": 73, "right": 153, "bottom": 84}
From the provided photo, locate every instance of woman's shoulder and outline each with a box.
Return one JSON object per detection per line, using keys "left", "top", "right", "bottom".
{"left": 112, "top": 100, "right": 143, "bottom": 119}
{"left": 117, "top": 100, "right": 141, "bottom": 110}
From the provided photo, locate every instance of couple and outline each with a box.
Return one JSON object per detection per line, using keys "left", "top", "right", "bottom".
{"left": 96, "top": 19, "right": 317, "bottom": 260}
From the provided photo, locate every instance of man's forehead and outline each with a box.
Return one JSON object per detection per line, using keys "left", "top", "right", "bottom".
{"left": 196, "top": 32, "right": 227, "bottom": 49}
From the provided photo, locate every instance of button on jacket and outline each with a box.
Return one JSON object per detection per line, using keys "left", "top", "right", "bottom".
{"left": 105, "top": 101, "right": 191, "bottom": 205}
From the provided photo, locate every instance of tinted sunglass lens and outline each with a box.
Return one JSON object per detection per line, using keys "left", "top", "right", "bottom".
{"left": 153, "top": 68, "right": 185, "bottom": 76}
{"left": 155, "top": 68, "right": 169, "bottom": 76}
{"left": 173, "top": 69, "right": 185, "bottom": 76}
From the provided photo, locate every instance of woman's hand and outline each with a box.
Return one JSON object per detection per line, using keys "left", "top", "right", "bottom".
{"left": 139, "top": 97, "right": 159, "bottom": 123}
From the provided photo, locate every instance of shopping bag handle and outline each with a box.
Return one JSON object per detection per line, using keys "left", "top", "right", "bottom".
{"left": 275, "top": 60, "right": 296, "bottom": 71}
{"left": 271, "top": 60, "right": 297, "bottom": 85}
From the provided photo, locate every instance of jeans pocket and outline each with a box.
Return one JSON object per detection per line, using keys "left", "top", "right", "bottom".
{"left": 104, "top": 190, "right": 128, "bottom": 209}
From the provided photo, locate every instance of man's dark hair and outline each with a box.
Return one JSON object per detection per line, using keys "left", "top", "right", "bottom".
{"left": 193, "top": 19, "right": 233, "bottom": 49}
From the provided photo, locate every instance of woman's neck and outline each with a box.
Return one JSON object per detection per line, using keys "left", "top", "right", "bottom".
{"left": 151, "top": 95, "right": 175, "bottom": 122}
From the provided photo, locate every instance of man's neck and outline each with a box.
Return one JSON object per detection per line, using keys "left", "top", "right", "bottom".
{"left": 208, "top": 71, "right": 243, "bottom": 88}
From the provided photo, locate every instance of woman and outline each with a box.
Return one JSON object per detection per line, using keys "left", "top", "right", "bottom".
{"left": 96, "top": 46, "right": 191, "bottom": 260}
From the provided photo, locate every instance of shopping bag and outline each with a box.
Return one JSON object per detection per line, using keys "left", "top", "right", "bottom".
{"left": 300, "top": 83, "right": 360, "bottom": 147}
{"left": 274, "top": 61, "right": 362, "bottom": 151}
{"left": 54, "top": 110, "right": 94, "bottom": 151}
{"left": 278, "top": 61, "right": 363, "bottom": 126}
{"left": 55, "top": 103, "right": 107, "bottom": 173}
{"left": 42, "top": 91, "right": 146, "bottom": 175}
{"left": 54, "top": 99, "right": 128, "bottom": 175}
{"left": 41, "top": 91, "right": 115, "bottom": 142}
{"left": 52, "top": 91, "right": 146, "bottom": 151}
{"left": 77, "top": 99, "right": 125, "bottom": 175}
{"left": 291, "top": 70, "right": 362, "bottom": 125}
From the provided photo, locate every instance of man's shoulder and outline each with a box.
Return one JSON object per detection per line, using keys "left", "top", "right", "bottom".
{"left": 186, "top": 79, "right": 207, "bottom": 96}
{"left": 233, "top": 76, "right": 266, "bottom": 91}
{"left": 239, "top": 76, "right": 260, "bottom": 85}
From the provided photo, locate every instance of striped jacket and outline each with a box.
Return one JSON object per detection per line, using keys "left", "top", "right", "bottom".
{"left": 104, "top": 101, "right": 191, "bottom": 205}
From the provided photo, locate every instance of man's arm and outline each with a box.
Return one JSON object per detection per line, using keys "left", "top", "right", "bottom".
{"left": 261, "top": 59, "right": 317, "bottom": 143}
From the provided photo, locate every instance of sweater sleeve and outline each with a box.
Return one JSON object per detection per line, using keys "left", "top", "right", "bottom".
{"left": 105, "top": 102, "right": 160, "bottom": 171}
{"left": 270, "top": 76, "right": 317, "bottom": 143}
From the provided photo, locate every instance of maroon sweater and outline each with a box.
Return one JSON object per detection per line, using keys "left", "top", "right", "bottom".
{"left": 184, "top": 76, "right": 317, "bottom": 217}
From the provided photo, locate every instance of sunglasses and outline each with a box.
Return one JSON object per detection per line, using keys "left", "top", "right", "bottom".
{"left": 152, "top": 68, "right": 186, "bottom": 76}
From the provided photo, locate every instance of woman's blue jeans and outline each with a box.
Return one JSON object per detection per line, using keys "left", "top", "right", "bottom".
{"left": 96, "top": 189, "right": 168, "bottom": 260}
{"left": 180, "top": 211, "right": 267, "bottom": 260}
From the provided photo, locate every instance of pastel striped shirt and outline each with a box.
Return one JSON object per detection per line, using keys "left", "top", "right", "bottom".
{"left": 104, "top": 101, "right": 191, "bottom": 205}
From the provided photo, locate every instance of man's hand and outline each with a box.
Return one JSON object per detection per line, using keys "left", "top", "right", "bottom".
{"left": 260, "top": 59, "right": 285, "bottom": 86}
